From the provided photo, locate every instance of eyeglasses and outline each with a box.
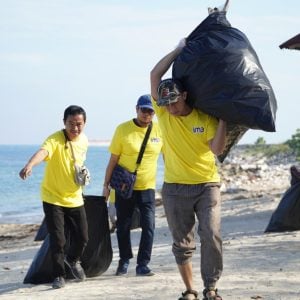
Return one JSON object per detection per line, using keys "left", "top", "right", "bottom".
{"left": 65, "top": 121, "right": 85, "bottom": 128}
{"left": 140, "top": 107, "right": 154, "bottom": 114}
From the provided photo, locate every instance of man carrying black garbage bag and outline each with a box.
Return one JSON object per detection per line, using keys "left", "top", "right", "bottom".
{"left": 19, "top": 105, "right": 89, "bottom": 289}
{"left": 151, "top": 38, "right": 226, "bottom": 300}
{"left": 103, "top": 95, "right": 163, "bottom": 277}
{"left": 150, "top": 0, "right": 278, "bottom": 299}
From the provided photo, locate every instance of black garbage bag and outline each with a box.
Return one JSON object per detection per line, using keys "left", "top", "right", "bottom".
{"left": 173, "top": 10, "right": 277, "bottom": 162}
{"left": 24, "top": 234, "right": 56, "bottom": 284}
{"left": 24, "top": 231, "right": 76, "bottom": 284}
{"left": 265, "top": 166, "right": 300, "bottom": 233}
{"left": 80, "top": 195, "right": 113, "bottom": 277}
{"left": 24, "top": 195, "right": 113, "bottom": 284}
{"left": 34, "top": 218, "right": 48, "bottom": 241}
{"left": 172, "top": 11, "right": 277, "bottom": 133}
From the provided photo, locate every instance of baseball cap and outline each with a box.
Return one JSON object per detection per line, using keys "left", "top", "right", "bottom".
{"left": 137, "top": 94, "right": 154, "bottom": 111}
{"left": 157, "top": 79, "right": 183, "bottom": 106}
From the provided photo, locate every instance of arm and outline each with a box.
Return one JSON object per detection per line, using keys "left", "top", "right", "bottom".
{"left": 150, "top": 39, "right": 186, "bottom": 101}
{"left": 19, "top": 148, "right": 48, "bottom": 180}
{"left": 102, "top": 153, "right": 120, "bottom": 200}
{"left": 209, "top": 120, "right": 227, "bottom": 156}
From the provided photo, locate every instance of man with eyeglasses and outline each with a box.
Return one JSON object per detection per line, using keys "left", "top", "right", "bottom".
{"left": 103, "top": 94, "right": 163, "bottom": 277}
{"left": 19, "top": 105, "right": 89, "bottom": 289}
{"left": 150, "top": 39, "right": 227, "bottom": 300}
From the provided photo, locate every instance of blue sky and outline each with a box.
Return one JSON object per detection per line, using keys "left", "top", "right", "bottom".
{"left": 1, "top": 0, "right": 299, "bottom": 144}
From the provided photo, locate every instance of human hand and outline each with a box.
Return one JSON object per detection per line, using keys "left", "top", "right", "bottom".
{"left": 102, "top": 185, "right": 111, "bottom": 200}
{"left": 19, "top": 165, "right": 32, "bottom": 180}
{"left": 218, "top": 119, "right": 227, "bottom": 126}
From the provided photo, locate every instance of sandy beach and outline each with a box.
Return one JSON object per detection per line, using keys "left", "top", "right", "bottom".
{"left": 1, "top": 148, "right": 300, "bottom": 300}
{"left": 1, "top": 180, "right": 300, "bottom": 300}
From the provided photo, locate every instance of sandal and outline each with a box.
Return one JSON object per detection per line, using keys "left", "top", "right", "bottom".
{"left": 202, "top": 288, "right": 222, "bottom": 300}
{"left": 178, "top": 289, "right": 199, "bottom": 300}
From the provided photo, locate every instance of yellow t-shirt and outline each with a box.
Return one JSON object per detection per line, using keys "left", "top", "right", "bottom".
{"left": 109, "top": 120, "right": 163, "bottom": 190}
{"left": 153, "top": 99, "right": 220, "bottom": 184}
{"left": 41, "top": 130, "right": 88, "bottom": 207}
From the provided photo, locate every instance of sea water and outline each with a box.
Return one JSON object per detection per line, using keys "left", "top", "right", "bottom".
{"left": 0, "top": 145, "right": 164, "bottom": 224}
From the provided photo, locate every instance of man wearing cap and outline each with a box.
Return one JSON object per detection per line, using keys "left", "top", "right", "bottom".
{"left": 150, "top": 39, "right": 226, "bottom": 300}
{"left": 103, "top": 94, "right": 163, "bottom": 277}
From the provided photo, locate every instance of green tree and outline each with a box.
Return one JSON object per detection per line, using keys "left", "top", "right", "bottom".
{"left": 254, "top": 137, "right": 266, "bottom": 145}
{"left": 286, "top": 129, "right": 300, "bottom": 160}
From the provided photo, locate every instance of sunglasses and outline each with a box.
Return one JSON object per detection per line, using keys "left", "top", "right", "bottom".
{"left": 166, "top": 92, "right": 181, "bottom": 101}
{"left": 160, "top": 90, "right": 181, "bottom": 103}
{"left": 140, "top": 107, "right": 154, "bottom": 114}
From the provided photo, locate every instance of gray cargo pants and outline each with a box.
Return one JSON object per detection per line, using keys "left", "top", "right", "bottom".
{"left": 162, "top": 182, "right": 223, "bottom": 289}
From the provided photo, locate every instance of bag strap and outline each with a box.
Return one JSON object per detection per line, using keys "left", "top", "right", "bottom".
{"left": 135, "top": 122, "right": 152, "bottom": 171}
{"left": 63, "top": 129, "right": 77, "bottom": 163}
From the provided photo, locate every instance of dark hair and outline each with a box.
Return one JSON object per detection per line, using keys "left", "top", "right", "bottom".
{"left": 63, "top": 105, "right": 86, "bottom": 122}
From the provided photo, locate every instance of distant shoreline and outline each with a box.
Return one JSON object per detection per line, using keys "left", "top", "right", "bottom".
{"left": 0, "top": 140, "right": 111, "bottom": 147}
{"left": 88, "top": 140, "right": 110, "bottom": 146}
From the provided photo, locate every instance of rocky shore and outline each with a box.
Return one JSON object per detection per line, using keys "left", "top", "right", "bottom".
{"left": 219, "top": 144, "right": 297, "bottom": 201}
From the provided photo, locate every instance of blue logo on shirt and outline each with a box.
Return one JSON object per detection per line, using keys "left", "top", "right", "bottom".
{"left": 151, "top": 137, "right": 161, "bottom": 143}
{"left": 193, "top": 126, "right": 204, "bottom": 134}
